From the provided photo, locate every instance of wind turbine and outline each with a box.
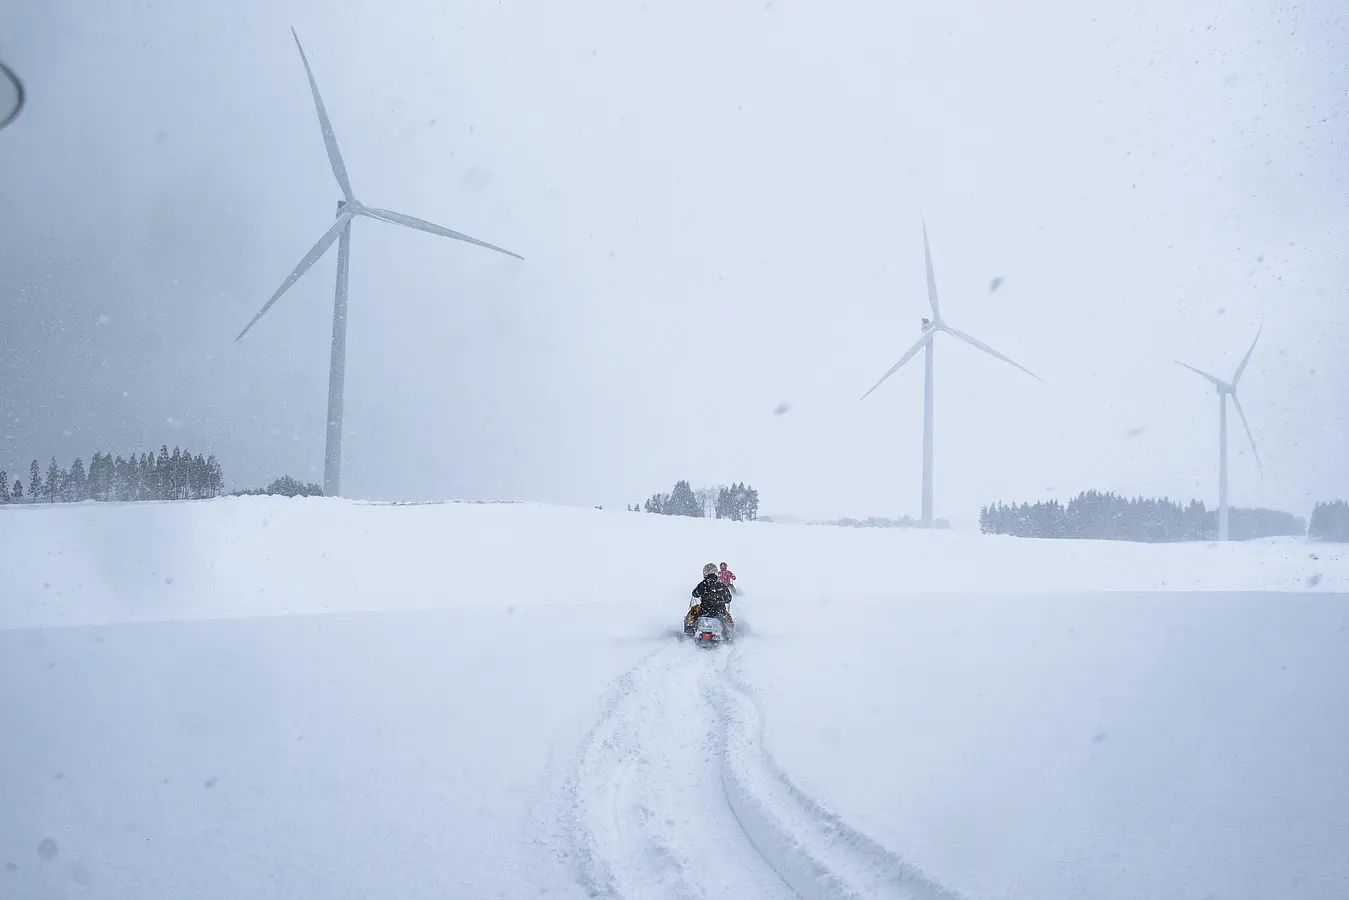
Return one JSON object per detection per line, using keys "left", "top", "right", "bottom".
{"left": 236, "top": 29, "right": 523, "bottom": 497}
{"left": 860, "top": 220, "right": 1040, "bottom": 528}
{"left": 1175, "top": 326, "right": 1264, "bottom": 541}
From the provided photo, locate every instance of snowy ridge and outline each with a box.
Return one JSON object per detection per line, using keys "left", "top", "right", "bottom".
{"left": 714, "top": 654, "right": 971, "bottom": 900}
{"left": 3, "top": 497, "right": 1342, "bottom": 630}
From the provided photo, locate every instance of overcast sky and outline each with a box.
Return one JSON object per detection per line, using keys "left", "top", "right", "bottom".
{"left": 1, "top": 0, "right": 1345, "bottom": 525}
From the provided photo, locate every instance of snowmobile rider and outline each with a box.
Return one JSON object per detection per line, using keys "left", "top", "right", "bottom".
{"left": 686, "top": 562, "right": 734, "bottom": 634}
{"left": 717, "top": 561, "right": 737, "bottom": 594}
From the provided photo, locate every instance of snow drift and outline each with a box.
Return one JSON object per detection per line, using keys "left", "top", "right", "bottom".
{"left": 0, "top": 496, "right": 1343, "bottom": 629}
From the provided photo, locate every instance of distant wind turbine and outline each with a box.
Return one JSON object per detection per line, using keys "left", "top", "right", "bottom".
{"left": 861, "top": 220, "right": 1041, "bottom": 528}
{"left": 1175, "top": 326, "right": 1264, "bottom": 541}
{"left": 236, "top": 28, "right": 523, "bottom": 497}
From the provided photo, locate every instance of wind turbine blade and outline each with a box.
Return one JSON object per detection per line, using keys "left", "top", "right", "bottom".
{"left": 1232, "top": 323, "right": 1262, "bottom": 385}
{"left": 291, "top": 28, "right": 355, "bottom": 202}
{"left": 1175, "top": 360, "right": 1229, "bottom": 390}
{"left": 944, "top": 325, "right": 1041, "bottom": 381}
{"left": 921, "top": 218, "right": 940, "bottom": 321}
{"left": 860, "top": 332, "right": 932, "bottom": 400}
{"left": 236, "top": 212, "right": 351, "bottom": 341}
{"left": 0, "top": 62, "right": 24, "bottom": 131}
{"left": 362, "top": 206, "right": 524, "bottom": 260}
{"left": 1230, "top": 392, "right": 1264, "bottom": 479}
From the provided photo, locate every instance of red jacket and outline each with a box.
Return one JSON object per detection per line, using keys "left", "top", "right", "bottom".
{"left": 717, "top": 567, "right": 736, "bottom": 585}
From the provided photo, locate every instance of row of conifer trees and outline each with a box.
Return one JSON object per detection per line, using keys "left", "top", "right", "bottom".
{"left": 0, "top": 447, "right": 224, "bottom": 503}
{"left": 978, "top": 490, "right": 1337, "bottom": 542}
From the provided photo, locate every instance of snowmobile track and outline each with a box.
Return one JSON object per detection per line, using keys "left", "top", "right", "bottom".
{"left": 561, "top": 640, "right": 791, "bottom": 899}
{"left": 559, "top": 640, "right": 971, "bottom": 900}
{"left": 713, "top": 653, "right": 971, "bottom": 900}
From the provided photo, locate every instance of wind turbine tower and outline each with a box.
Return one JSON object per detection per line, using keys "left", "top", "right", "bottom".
{"left": 861, "top": 221, "right": 1040, "bottom": 527}
{"left": 1176, "top": 326, "right": 1264, "bottom": 541}
{"left": 237, "top": 29, "right": 523, "bottom": 496}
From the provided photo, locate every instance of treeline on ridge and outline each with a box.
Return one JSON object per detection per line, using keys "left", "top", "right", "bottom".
{"left": 1308, "top": 500, "right": 1349, "bottom": 542}
{"left": 980, "top": 490, "right": 1306, "bottom": 541}
{"left": 0, "top": 447, "right": 224, "bottom": 503}
{"left": 633, "top": 480, "right": 760, "bottom": 521}
{"left": 0, "top": 446, "right": 327, "bottom": 504}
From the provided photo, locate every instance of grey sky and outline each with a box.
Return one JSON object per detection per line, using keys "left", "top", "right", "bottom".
{"left": 1, "top": 0, "right": 1345, "bottom": 524}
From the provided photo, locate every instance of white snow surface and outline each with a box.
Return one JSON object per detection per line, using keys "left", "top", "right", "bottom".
{"left": 3, "top": 498, "right": 1348, "bottom": 900}
{"left": 0, "top": 497, "right": 1344, "bottom": 630}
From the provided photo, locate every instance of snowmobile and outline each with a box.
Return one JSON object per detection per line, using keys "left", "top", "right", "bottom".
{"left": 689, "top": 614, "right": 730, "bottom": 648}
{"left": 684, "top": 598, "right": 734, "bottom": 647}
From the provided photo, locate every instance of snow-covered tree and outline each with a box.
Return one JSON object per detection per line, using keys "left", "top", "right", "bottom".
{"left": 667, "top": 480, "right": 702, "bottom": 517}
{"left": 66, "top": 457, "right": 87, "bottom": 502}
{"left": 44, "top": 457, "right": 60, "bottom": 503}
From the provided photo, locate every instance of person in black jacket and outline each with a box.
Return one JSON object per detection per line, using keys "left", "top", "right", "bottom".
{"left": 685, "top": 562, "right": 734, "bottom": 635}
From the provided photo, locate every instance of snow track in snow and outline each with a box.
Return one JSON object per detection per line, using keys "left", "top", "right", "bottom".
{"left": 555, "top": 639, "right": 972, "bottom": 900}
{"left": 562, "top": 640, "right": 794, "bottom": 899}
{"left": 714, "top": 655, "right": 971, "bottom": 900}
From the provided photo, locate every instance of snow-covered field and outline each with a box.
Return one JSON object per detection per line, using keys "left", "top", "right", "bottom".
{"left": 3, "top": 498, "right": 1348, "bottom": 900}
{"left": 0, "top": 497, "right": 1343, "bottom": 630}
